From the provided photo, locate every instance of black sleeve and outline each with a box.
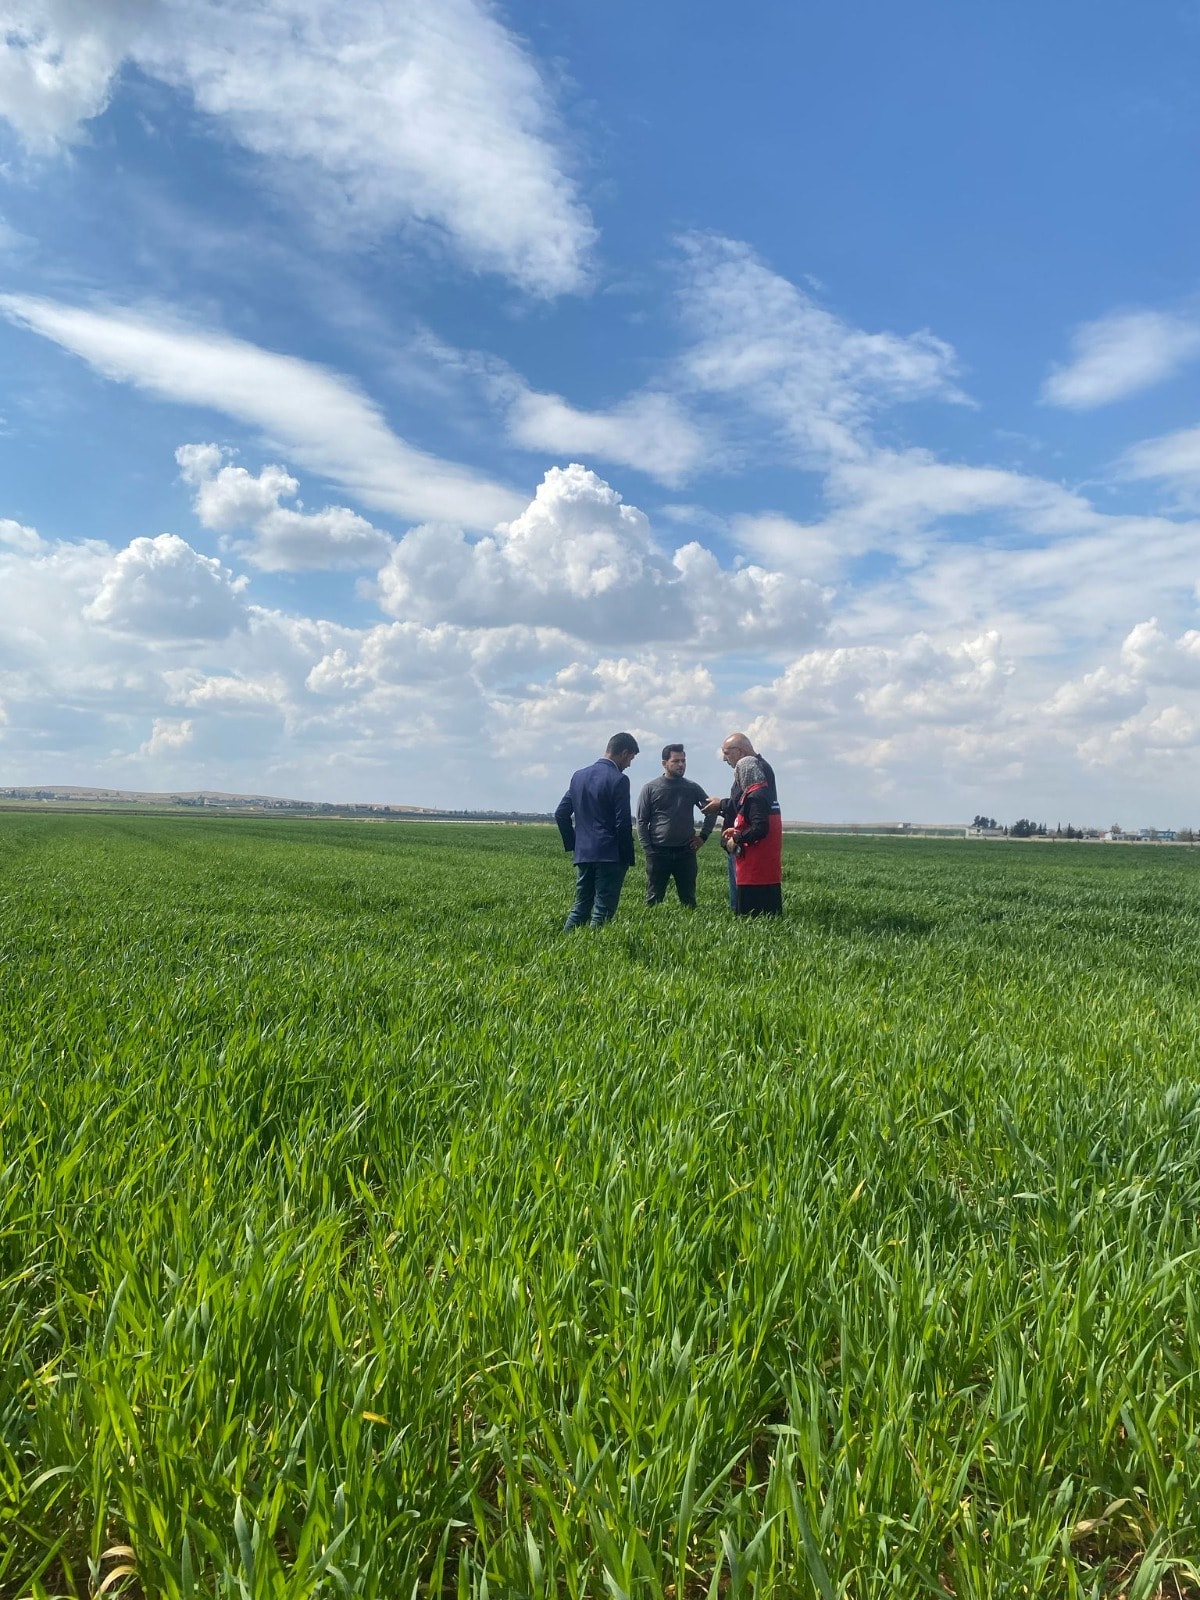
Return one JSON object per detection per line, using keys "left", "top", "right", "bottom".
{"left": 615, "top": 775, "right": 635, "bottom": 867}
{"left": 737, "top": 788, "right": 770, "bottom": 846}
{"left": 554, "top": 791, "right": 575, "bottom": 852}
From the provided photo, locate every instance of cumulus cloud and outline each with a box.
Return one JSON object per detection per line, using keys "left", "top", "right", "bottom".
{"left": 1041, "top": 310, "right": 1200, "bottom": 410}
{"left": 677, "top": 234, "right": 969, "bottom": 466}
{"left": 0, "top": 295, "right": 522, "bottom": 528}
{"left": 1119, "top": 618, "right": 1200, "bottom": 685}
{"left": 83, "top": 533, "right": 248, "bottom": 639}
{"left": 375, "top": 462, "right": 827, "bottom": 649}
{"left": 754, "top": 631, "right": 1013, "bottom": 729}
{"left": 139, "top": 715, "right": 193, "bottom": 756}
{"left": 177, "top": 443, "right": 394, "bottom": 571}
{"left": 0, "top": 0, "right": 594, "bottom": 294}
{"left": 1076, "top": 703, "right": 1200, "bottom": 770}
{"left": 4, "top": 449, "right": 1200, "bottom": 819}
{"left": 1044, "top": 620, "right": 1200, "bottom": 728}
{"left": 488, "top": 653, "right": 720, "bottom": 758}
{"left": 162, "top": 667, "right": 287, "bottom": 710}
{"left": 0, "top": 518, "right": 42, "bottom": 553}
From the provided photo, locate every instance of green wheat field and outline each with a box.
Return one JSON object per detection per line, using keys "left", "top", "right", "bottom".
{"left": 3, "top": 812, "right": 1200, "bottom": 1598}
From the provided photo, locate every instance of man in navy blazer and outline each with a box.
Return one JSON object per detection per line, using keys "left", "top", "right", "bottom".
{"left": 554, "top": 732, "right": 640, "bottom": 928}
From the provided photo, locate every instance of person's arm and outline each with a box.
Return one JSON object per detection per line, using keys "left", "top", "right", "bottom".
{"left": 732, "top": 783, "right": 771, "bottom": 846}
{"left": 636, "top": 783, "right": 653, "bottom": 856}
{"left": 693, "top": 782, "right": 718, "bottom": 840}
{"left": 615, "top": 773, "right": 635, "bottom": 866}
{"left": 554, "top": 790, "right": 575, "bottom": 853}
{"left": 684, "top": 782, "right": 714, "bottom": 850}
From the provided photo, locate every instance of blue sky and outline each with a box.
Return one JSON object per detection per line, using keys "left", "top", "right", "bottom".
{"left": 2, "top": 0, "right": 1200, "bottom": 822}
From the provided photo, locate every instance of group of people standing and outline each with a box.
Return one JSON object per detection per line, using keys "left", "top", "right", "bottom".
{"left": 554, "top": 731, "right": 783, "bottom": 929}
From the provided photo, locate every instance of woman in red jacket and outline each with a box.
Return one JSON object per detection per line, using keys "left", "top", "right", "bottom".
{"left": 719, "top": 732, "right": 783, "bottom": 917}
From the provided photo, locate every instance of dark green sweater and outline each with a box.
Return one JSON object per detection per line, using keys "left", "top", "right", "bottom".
{"left": 636, "top": 775, "right": 715, "bottom": 851}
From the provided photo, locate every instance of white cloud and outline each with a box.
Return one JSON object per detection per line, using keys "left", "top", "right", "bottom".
{"left": 824, "top": 450, "right": 1094, "bottom": 541}
{"left": 139, "top": 715, "right": 193, "bottom": 756}
{"left": 0, "top": 0, "right": 152, "bottom": 153}
{"left": 4, "top": 456, "right": 1200, "bottom": 820}
{"left": 1119, "top": 618, "right": 1200, "bottom": 685}
{"left": 1120, "top": 425, "right": 1200, "bottom": 510}
{"left": 678, "top": 234, "right": 969, "bottom": 466}
{"left": 374, "top": 462, "right": 826, "bottom": 649}
{"left": 505, "top": 387, "right": 707, "bottom": 486}
{"left": 0, "top": 517, "right": 42, "bottom": 553}
{"left": 1076, "top": 701, "right": 1200, "bottom": 770}
{"left": 0, "top": 212, "right": 29, "bottom": 256}
{"left": 754, "top": 631, "right": 1012, "bottom": 729}
{"left": 177, "top": 442, "right": 394, "bottom": 570}
{"left": 1, "top": 295, "right": 522, "bottom": 528}
{"left": 1041, "top": 310, "right": 1200, "bottom": 410}
{"left": 1042, "top": 665, "right": 1142, "bottom": 722}
{"left": 745, "top": 611, "right": 1200, "bottom": 806}
{"left": 162, "top": 668, "right": 287, "bottom": 710}
{"left": 488, "top": 652, "right": 721, "bottom": 759}
{"left": 176, "top": 443, "right": 289, "bottom": 531}
{"left": 0, "top": 0, "right": 594, "bottom": 293}
{"left": 730, "top": 447, "right": 1099, "bottom": 588}
{"left": 83, "top": 533, "right": 248, "bottom": 639}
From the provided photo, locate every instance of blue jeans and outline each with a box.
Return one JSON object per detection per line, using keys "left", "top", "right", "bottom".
{"left": 564, "top": 862, "right": 628, "bottom": 928}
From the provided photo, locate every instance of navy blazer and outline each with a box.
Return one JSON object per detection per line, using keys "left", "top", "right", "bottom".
{"left": 555, "top": 757, "right": 635, "bottom": 866}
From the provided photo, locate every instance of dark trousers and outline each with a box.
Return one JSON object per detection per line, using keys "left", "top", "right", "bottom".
{"left": 734, "top": 882, "right": 783, "bottom": 917}
{"left": 645, "top": 845, "right": 698, "bottom": 907}
{"left": 564, "top": 862, "right": 628, "bottom": 928}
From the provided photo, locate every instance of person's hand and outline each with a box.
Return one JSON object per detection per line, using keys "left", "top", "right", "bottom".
{"left": 689, "top": 834, "right": 704, "bottom": 852}
{"left": 701, "top": 796, "right": 723, "bottom": 815}
{"left": 721, "top": 827, "right": 737, "bottom": 854}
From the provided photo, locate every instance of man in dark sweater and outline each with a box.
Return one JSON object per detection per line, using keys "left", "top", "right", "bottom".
{"left": 636, "top": 744, "right": 722, "bottom": 907}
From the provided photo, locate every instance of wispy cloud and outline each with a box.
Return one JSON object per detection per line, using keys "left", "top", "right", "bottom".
{"left": 0, "top": 294, "right": 523, "bottom": 528}
{"left": 505, "top": 387, "right": 707, "bottom": 487}
{"left": 0, "top": 0, "right": 595, "bottom": 294}
{"left": 1041, "top": 309, "right": 1200, "bottom": 409}
{"left": 1120, "top": 425, "right": 1200, "bottom": 509}
{"left": 677, "top": 234, "right": 970, "bottom": 466}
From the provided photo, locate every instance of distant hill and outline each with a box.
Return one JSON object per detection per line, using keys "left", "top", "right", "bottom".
{"left": 0, "top": 786, "right": 551, "bottom": 822}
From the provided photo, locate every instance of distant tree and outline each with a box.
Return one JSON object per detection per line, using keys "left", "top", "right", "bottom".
{"left": 972, "top": 814, "right": 997, "bottom": 830}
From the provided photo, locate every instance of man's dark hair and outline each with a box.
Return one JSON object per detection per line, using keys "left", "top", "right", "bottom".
{"left": 661, "top": 743, "right": 685, "bottom": 762}
{"left": 606, "top": 731, "right": 640, "bottom": 759}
